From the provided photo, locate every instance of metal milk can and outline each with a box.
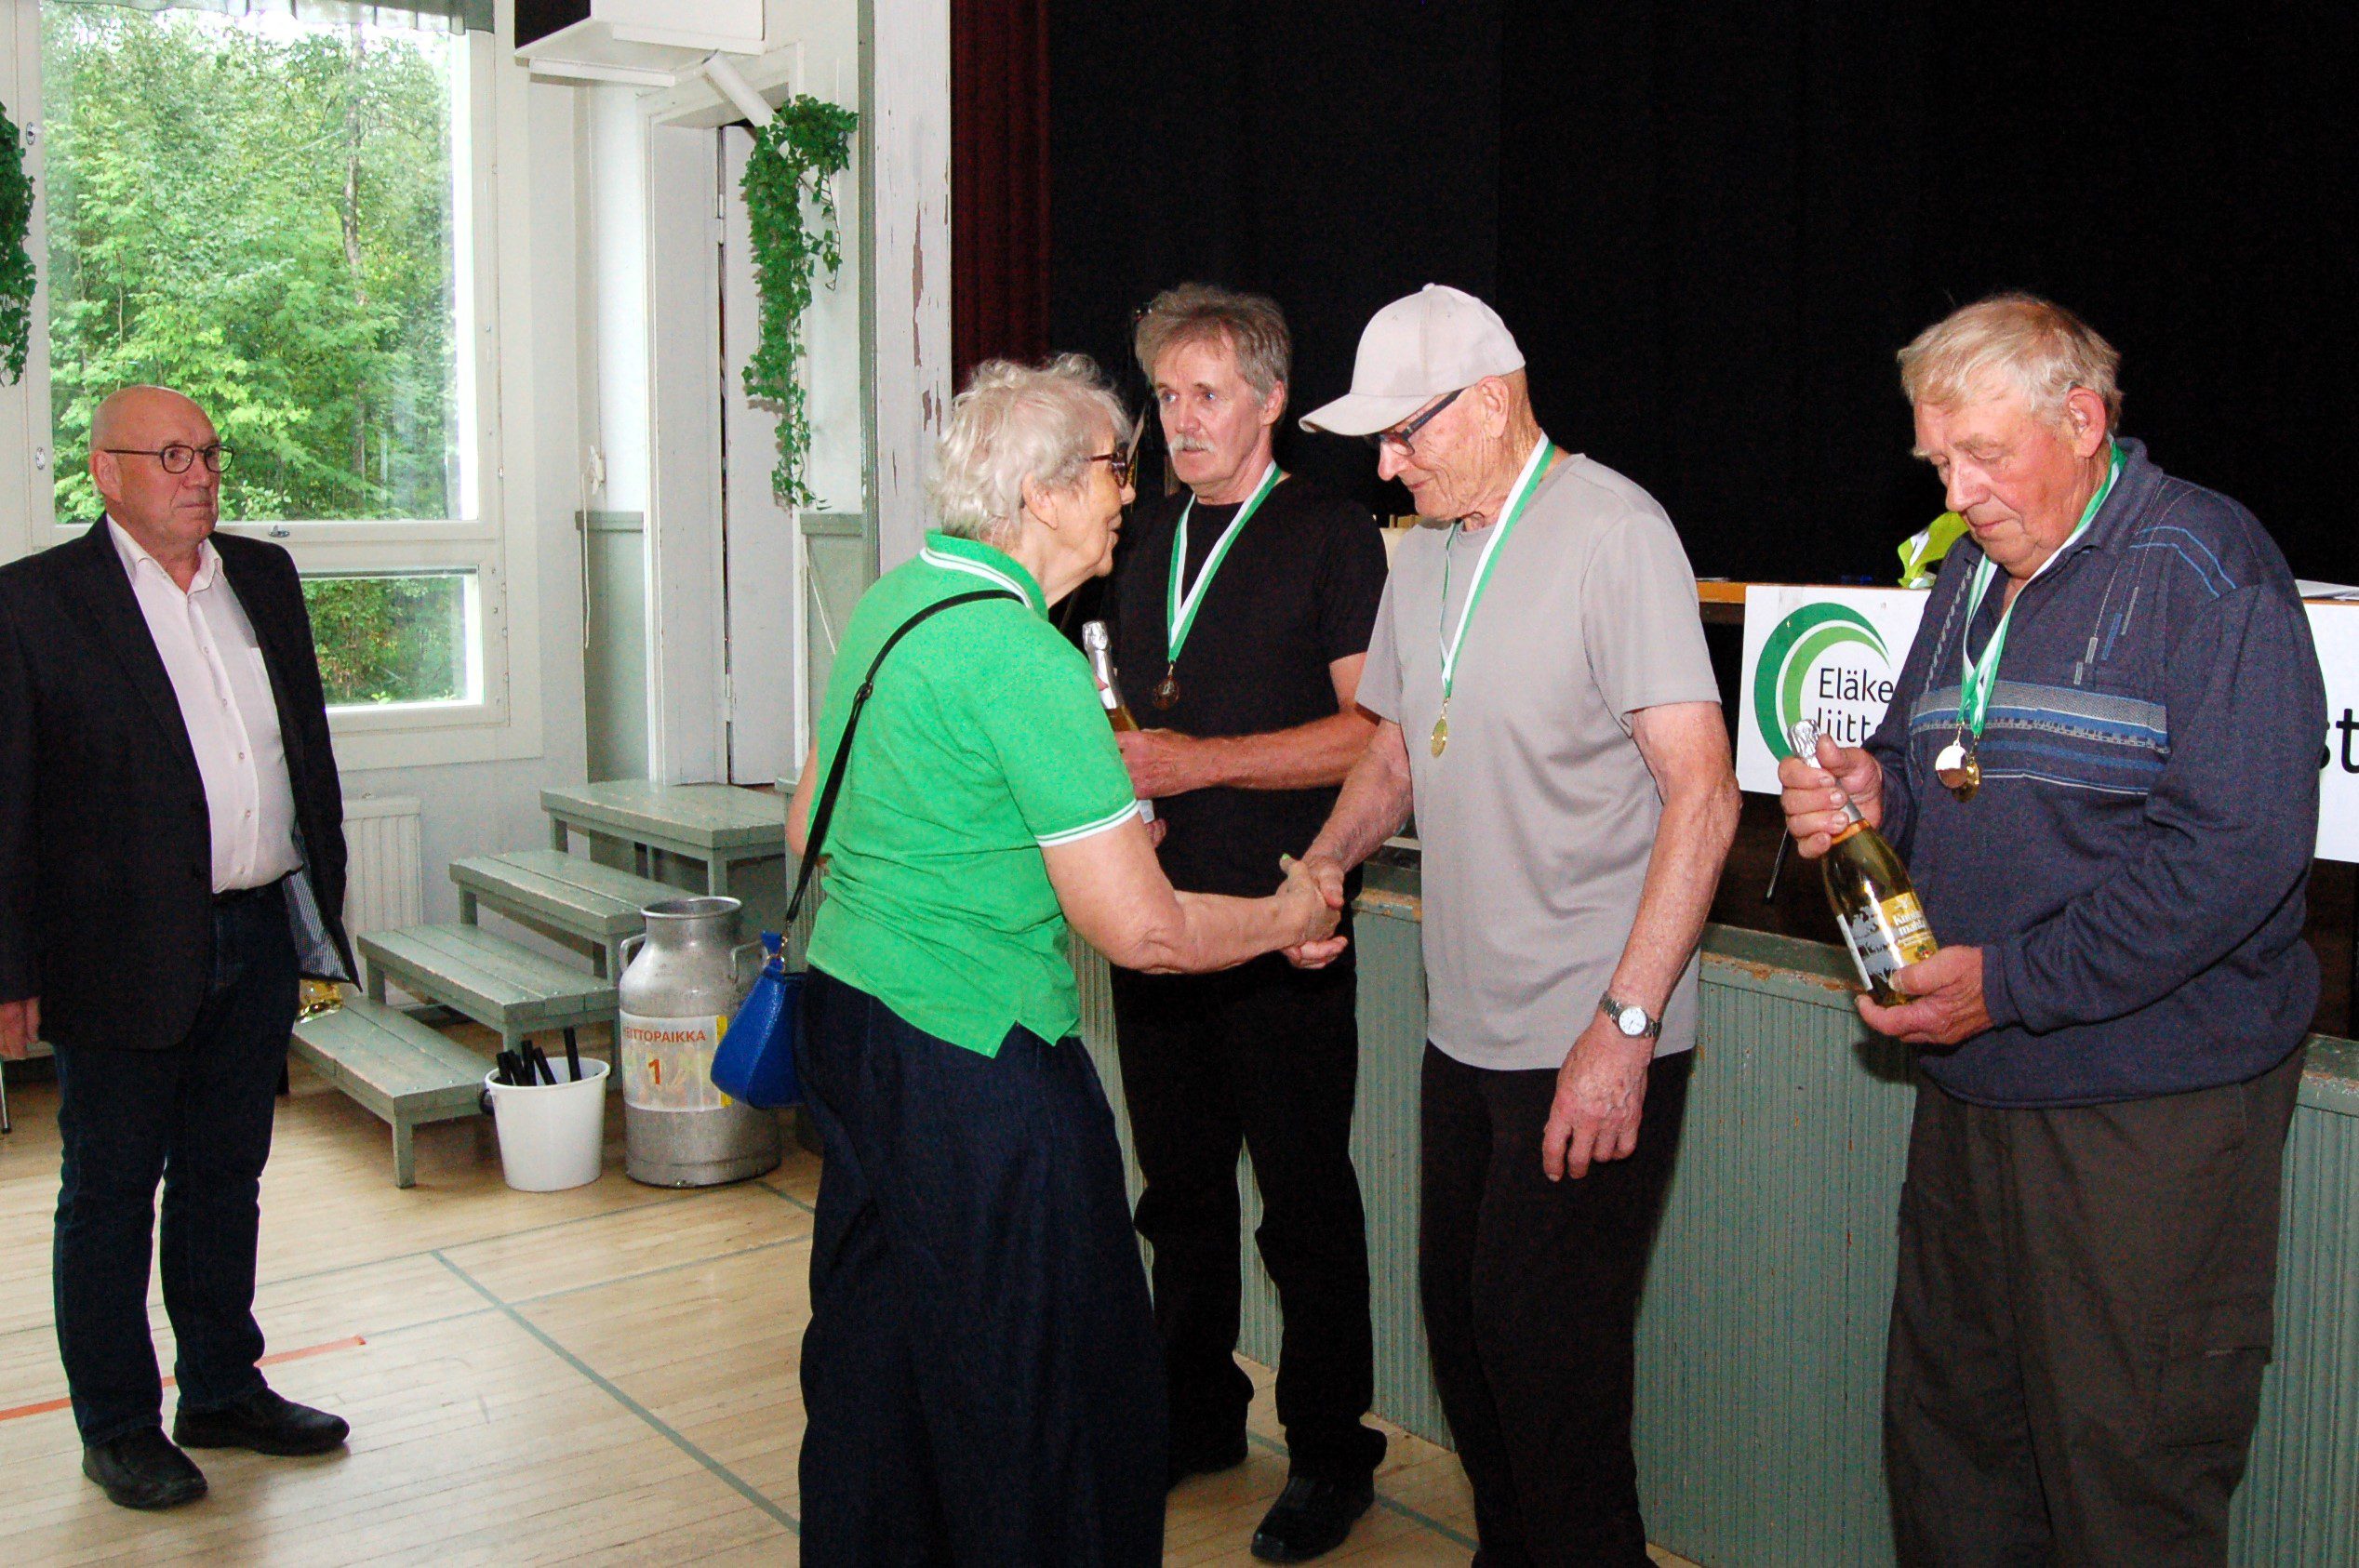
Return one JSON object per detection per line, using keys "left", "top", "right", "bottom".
{"left": 616, "top": 896, "right": 781, "bottom": 1186}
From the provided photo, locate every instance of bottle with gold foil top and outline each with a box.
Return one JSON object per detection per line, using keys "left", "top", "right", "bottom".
{"left": 1790, "top": 720, "right": 1938, "bottom": 1005}
{"left": 1082, "top": 620, "right": 1153, "bottom": 823}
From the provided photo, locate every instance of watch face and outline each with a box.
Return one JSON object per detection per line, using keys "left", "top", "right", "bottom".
{"left": 1616, "top": 1004, "right": 1649, "bottom": 1037}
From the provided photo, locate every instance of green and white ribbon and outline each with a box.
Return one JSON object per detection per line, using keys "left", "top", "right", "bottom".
{"left": 1166, "top": 461, "right": 1283, "bottom": 664}
{"left": 1956, "top": 441, "right": 2123, "bottom": 738}
{"left": 1436, "top": 437, "right": 1556, "bottom": 703}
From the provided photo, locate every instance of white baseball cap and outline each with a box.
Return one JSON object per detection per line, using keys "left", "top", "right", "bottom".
{"left": 1299, "top": 284, "right": 1526, "bottom": 437}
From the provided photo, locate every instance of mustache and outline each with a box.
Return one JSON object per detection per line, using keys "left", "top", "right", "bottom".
{"left": 1168, "top": 437, "right": 1215, "bottom": 455}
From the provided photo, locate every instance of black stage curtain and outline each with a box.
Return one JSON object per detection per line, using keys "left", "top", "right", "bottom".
{"left": 954, "top": 0, "right": 1054, "bottom": 385}
{"left": 1048, "top": 3, "right": 2354, "bottom": 583}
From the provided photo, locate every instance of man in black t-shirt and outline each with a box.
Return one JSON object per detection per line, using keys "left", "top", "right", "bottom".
{"left": 1105, "top": 286, "right": 1391, "bottom": 1563}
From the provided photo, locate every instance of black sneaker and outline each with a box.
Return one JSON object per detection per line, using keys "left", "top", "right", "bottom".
{"left": 1166, "top": 1428, "right": 1250, "bottom": 1490}
{"left": 173, "top": 1386, "right": 349, "bottom": 1456}
{"left": 83, "top": 1428, "right": 207, "bottom": 1510}
{"left": 1250, "top": 1472, "right": 1376, "bottom": 1562}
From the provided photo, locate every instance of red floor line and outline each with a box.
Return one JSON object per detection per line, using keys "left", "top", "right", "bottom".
{"left": 0, "top": 1334, "right": 366, "bottom": 1425}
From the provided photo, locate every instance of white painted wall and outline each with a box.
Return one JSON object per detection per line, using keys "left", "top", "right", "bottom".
{"left": 869, "top": 0, "right": 952, "bottom": 570}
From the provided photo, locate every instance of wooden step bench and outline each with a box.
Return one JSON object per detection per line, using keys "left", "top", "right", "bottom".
{"left": 290, "top": 997, "right": 488, "bottom": 1188}
{"left": 356, "top": 924, "right": 619, "bottom": 1070}
{"left": 450, "top": 848, "right": 682, "bottom": 977}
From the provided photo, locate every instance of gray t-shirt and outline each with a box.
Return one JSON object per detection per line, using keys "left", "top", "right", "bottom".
{"left": 1360, "top": 452, "right": 1720, "bottom": 1070}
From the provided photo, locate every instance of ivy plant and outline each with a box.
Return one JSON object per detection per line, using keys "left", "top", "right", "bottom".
{"left": 741, "top": 96, "right": 857, "bottom": 510}
{"left": 0, "top": 102, "right": 33, "bottom": 385}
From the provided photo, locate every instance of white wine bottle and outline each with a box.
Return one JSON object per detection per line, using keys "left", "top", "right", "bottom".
{"left": 1082, "top": 620, "right": 1153, "bottom": 823}
{"left": 1790, "top": 720, "right": 1938, "bottom": 1005}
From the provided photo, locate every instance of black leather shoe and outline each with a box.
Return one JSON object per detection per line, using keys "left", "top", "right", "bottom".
{"left": 1166, "top": 1429, "right": 1250, "bottom": 1490}
{"left": 173, "top": 1387, "right": 349, "bottom": 1456}
{"left": 1250, "top": 1472, "right": 1376, "bottom": 1562}
{"left": 83, "top": 1428, "right": 207, "bottom": 1510}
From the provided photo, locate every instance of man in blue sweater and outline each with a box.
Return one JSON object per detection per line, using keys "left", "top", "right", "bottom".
{"left": 1780, "top": 294, "right": 2325, "bottom": 1566}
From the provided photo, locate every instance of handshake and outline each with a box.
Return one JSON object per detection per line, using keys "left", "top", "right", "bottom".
{"left": 1275, "top": 854, "right": 1352, "bottom": 969}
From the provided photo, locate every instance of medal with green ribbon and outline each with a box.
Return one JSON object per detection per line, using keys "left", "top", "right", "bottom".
{"left": 1153, "top": 462, "right": 1284, "bottom": 710}
{"left": 1937, "top": 442, "right": 2123, "bottom": 801}
{"left": 1430, "top": 437, "right": 1556, "bottom": 758}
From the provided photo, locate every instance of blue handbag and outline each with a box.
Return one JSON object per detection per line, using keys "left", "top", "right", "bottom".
{"left": 711, "top": 588, "right": 1017, "bottom": 1109}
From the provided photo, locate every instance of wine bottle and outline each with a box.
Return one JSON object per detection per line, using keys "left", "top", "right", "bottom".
{"left": 1790, "top": 720, "right": 1938, "bottom": 1005}
{"left": 1080, "top": 620, "right": 1140, "bottom": 731}
{"left": 1082, "top": 620, "right": 1153, "bottom": 823}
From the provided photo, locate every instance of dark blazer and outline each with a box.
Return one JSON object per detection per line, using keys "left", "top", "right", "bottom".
{"left": 0, "top": 520, "right": 354, "bottom": 1052}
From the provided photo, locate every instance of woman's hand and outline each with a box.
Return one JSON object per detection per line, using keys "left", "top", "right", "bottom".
{"left": 1274, "top": 855, "right": 1343, "bottom": 950}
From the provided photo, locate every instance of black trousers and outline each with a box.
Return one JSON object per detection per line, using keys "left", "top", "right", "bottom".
{"left": 1109, "top": 951, "right": 1385, "bottom": 1481}
{"left": 1886, "top": 1047, "right": 2305, "bottom": 1568}
{"left": 1419, "top": 1043, "right": 1693, "bottom": 1568}
{"left": 795, "top": 969, "right": 1166, "bottom": 1567}
{"left": 51, "top": 881, "right": 299, "bottom": 1445}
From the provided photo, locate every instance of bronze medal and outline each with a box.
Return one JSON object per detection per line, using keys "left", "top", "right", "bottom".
{"left": 1152, "top": 668, "right": 1180, "bottom": 710}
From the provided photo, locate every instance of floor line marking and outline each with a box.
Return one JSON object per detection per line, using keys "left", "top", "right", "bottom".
{"left": 0, "top": 1334, "right": 367, "bottom": 1425}
{"left": 430, "top": 1250, "right": 799, "bottom": 1535}
{"left": 1246, "top": 1428, "right": 1478, "bottom": 1550}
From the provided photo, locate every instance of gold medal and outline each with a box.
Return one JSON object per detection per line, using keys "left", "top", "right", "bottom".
{"left": 1152, "top": 668, "right": 1180, "bottom": 710}
{"left": 1431, "top": 711, "right": 1449, "bottom": 757}
{"left": 1935, "top": 737, "right": 1980, "bottom": 802}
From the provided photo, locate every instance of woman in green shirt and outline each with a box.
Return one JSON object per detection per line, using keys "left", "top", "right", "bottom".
{"left": 785, "top": 355, "right": 1339, "bottom": 1566}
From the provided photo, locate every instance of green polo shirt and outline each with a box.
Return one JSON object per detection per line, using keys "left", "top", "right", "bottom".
{"left": 803, "top": 532, "right": 1141, "bottom": 1056}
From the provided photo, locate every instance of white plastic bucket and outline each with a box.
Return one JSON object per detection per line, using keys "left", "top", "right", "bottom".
{"left": 484, "top": 1058, "right": 610, "bottom": 1191}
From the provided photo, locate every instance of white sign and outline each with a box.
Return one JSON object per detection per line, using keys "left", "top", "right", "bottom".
{"left": 2312, "top": 603, "right": 2359, "bottom": 863}
{"left": 1734, "top": 589, "right": 2359, "bottom": 864}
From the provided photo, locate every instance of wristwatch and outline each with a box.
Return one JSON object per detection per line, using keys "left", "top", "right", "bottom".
{"left": 1599, "top": 992, "right": 1662, "bottom": 1041}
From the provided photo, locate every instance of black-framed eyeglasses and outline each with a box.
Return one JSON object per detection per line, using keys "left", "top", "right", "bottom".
{"left": 1364, "top": 388, "right": 1462, "bottom": 456}
{"left": 104, "top": 443, "right": 233, "bottom": 475}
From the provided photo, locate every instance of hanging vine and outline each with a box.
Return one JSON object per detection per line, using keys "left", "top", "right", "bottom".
{"left": 0, "top": 102, "right": 33, "bottom": 385}
{"left": 741, "top": 96, "right": 857, "bottom": 510}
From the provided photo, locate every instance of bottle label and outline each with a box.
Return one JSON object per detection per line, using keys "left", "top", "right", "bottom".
{"left": 1835, "top": 893, "right": 1939, "bottom": 990}
{"left": 619, "top": 1012, "right": 734, "bottom": 1111}
{"left": 1097, "top": 682, "right": 1118, "bottom": 711}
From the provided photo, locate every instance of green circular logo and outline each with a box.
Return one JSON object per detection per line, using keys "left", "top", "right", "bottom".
{"left": 1753, "top": 604, "right": 1890, "bottom": 759}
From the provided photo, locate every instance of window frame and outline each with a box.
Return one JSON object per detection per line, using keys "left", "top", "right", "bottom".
{"left": 4, "top": 4, "right": 539, "bottom": 769}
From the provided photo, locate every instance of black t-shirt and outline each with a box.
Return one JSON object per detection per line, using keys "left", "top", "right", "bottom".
{"left": 1108, "top": 473, "right": 1388, "bottom": 897}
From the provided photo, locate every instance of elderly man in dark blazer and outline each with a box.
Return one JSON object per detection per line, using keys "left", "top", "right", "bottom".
{"left": 0, "top": 385, "right": 356, "bottom": 1509}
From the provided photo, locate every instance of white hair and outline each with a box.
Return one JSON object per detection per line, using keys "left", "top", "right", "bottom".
{"left": 1898, "top": 292, "right": 2123, "bottom": 431}
{"left": 930, "top": 355, "right": 1130, "bottom": 547}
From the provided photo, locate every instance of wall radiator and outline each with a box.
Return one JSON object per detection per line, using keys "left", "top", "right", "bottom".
{"left": 340, "top": 796, "right": 422, "bottom": 994}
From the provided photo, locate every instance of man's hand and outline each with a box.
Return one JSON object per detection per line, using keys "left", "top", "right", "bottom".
{"left": 1281, "top": 853, "right": 1351, "bottom": 969}
{"left": 1117, "top": 728, "right": 1217, "bottom": 800}
{"left": 1778, "top": 736, "right": 1884, "bottom": 858}
{"left": 0, "top": 996, "right": 39, "bottom": 1061}
{"left": 1858, "top": 946, "right": 1991, "bottom": 1045}
{"left": 1541, "top": 1013, "right": 1656, "bottom": 1180}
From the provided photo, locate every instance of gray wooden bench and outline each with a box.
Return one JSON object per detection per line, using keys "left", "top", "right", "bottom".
{"left": 357, "top": 924, "right": 618, "bottom": 1070}
{"left": 450, "top": 848, "right": 681, "bottom": 977}
{"left": 289, "top": 998, "right": 487, "bottom": 1188}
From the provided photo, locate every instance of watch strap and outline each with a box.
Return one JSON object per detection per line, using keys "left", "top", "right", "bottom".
{"left": 1598, "top": 992, "right": 1663, "bottom": 1040}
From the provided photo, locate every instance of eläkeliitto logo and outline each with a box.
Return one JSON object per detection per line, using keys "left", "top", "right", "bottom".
{"left": 1753, "top": 603, "right": 1891, "bottom": 758}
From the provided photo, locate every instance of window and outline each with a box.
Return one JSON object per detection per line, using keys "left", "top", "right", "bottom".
{"left": 17, "top": 0, "right": 514, "bottom": 752}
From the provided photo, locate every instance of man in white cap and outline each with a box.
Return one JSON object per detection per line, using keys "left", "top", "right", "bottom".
{"left": 1287, "top": 285, "right": 1739, "bottom": 1566}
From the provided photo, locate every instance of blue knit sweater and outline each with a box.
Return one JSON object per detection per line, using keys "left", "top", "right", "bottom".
{"left": 1867, "top": 439, "right": 2325, "bottom": 1107}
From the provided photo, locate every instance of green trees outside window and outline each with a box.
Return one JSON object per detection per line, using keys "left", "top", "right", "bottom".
{"left": 43, "top": 8, "right": 462, "bottom": 525}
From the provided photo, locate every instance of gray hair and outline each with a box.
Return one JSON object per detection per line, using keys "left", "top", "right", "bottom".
{"left": 930, "top": 355, "right": 1130, "bottom": 547}
{"left": 1898, "top": 292, "right": 2123, "bottom": 431}
{"left": 1133, "top": 283, "right": 1291, "bottom": 403}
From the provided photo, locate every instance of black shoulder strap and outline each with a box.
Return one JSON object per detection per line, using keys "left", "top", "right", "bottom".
{"left": 787, "top": 588, "right": 1018, "bottom": 924}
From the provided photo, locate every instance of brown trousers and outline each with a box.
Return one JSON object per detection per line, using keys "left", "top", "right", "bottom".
{"left": 1885, "top": 1044, "right": 2305, "bottom": 1568}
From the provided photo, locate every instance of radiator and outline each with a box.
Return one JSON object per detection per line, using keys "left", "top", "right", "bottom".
{"left": 340, "top": 794, "right": 423, "bottom": 941}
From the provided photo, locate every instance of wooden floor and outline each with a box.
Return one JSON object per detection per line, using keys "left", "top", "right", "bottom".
{"left": 0, "top": 1031, "right": 1699, "bottom": 1566}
